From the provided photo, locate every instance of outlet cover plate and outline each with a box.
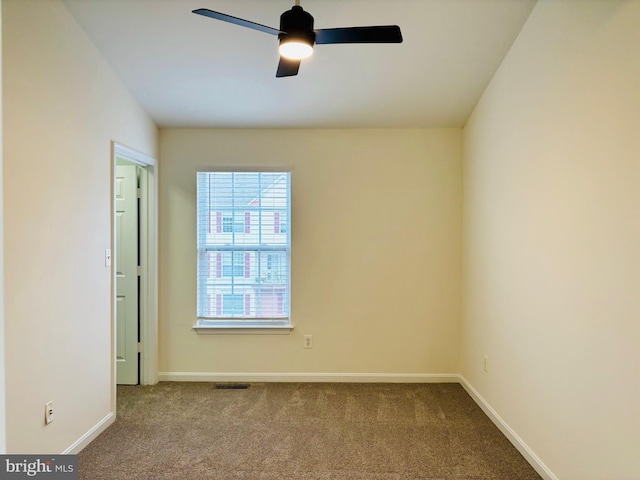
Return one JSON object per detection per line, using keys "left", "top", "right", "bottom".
{"left": 45, "top": 401, "right": 54, "bottom": 424}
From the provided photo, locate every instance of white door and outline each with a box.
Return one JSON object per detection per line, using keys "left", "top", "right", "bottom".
{"left": 116, "top": 165, "right": 139, "bottom": 385}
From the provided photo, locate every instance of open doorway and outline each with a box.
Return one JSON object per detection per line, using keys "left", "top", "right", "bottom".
{"left": 112, "top": 143, "right": 158, "bottom": 389}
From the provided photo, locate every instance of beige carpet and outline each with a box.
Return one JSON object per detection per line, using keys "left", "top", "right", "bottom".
{"left": 78, "top": 382, "right": 542, "bottom": 480}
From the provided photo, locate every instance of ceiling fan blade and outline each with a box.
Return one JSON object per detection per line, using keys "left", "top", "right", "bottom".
{"left": 276, "top": 57, "right": 301, "bottom": 78}
{"left": 315, "top": 25, "right": 402, "bottom": 44}
{"left": 192, "top": 9, "right": 281, "bottom": 36}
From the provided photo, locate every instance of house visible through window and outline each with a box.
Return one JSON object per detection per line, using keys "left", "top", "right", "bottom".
{"left": 222, "top": 294, "right": 245, "bottom": 316}
{"left": 196, "top": 171, "right": 291, "bottom": 327}
{"left": 222, "top": 251, "right": 245, "bottom": 277}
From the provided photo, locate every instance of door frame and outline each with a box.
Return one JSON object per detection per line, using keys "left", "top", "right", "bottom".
{"left": 111, "top": 142, "right": 158, "bottom": 394}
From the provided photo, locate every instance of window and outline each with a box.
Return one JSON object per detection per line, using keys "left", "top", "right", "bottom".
{"left": 222, "top": 294, "right": 245, "bottom": 316}
{"left": 196, "top": 172, "right": 291, "bottom": 329}
{"left": 222, "top": 252, "right": 245, "bottom": 277}
{"left": 222, "top": 214, "right": 245, "bottom": 233}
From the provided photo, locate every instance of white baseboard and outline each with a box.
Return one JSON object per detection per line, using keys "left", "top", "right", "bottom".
{"left": 459, "top": 377, "right": 558, "bottom": 480}
{"left": 62, "top": 412, "right": 115, "bottom": 455}
{"left": 158, "top": 372, "right": 460, "bottom": 383}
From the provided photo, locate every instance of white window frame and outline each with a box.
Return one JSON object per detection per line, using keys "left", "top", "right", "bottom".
{"left": 194, "top": 169, "right": 293, "bottom": 335}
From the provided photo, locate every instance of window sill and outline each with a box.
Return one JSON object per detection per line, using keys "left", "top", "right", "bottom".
{"left": 193, "top": 320, "right": 293, "bottom": 335}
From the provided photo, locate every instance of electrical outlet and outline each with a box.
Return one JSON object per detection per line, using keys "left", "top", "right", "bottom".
{"left": 304, "top": 335, "right": 313, "bottom": 349}
{"left": 45, "top": 401, "right": 54, "bottom": 425}
{"left": 483, "top": 355, "right": 489, "bottom": 373}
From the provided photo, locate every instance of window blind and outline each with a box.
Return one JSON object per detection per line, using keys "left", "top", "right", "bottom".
{"left": 196, "top": 172, "right": 291, "bottom": 322}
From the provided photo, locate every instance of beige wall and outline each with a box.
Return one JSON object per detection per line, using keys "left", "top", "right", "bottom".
{"left": 462, "top": 1, "right": 640, "bottom": 479}
{"left": 0, "top": 0, "right": 5, "bottom": 453}
{"left": 3, "top": 0, "right": 157, "bottom": 453}
{"left": 159, "top": 128, "right": 461, "bottom": 377}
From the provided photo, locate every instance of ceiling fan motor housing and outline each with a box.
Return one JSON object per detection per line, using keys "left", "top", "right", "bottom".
{"left": 279, "top": 5, "right": 316, "bottom": 46}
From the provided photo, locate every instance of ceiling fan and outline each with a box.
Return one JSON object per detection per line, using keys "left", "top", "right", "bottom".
{"left": 193, "top": 1, "right": 403, "bottom": 78}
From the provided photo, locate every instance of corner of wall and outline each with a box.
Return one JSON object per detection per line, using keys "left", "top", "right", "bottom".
{"left": 0, "top": 0, "right": 6, "bottom": 454}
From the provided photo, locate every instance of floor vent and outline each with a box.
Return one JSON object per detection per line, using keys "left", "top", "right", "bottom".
{"left": 215, "top": 384, "right": 250, "bottom": 390}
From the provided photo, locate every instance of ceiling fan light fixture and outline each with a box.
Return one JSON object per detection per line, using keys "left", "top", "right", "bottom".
{"left": 192, "top": 4, "right": 403, "bottom": 77}
{"left": 279, "top": 36, "right": 313, "bottom": 60}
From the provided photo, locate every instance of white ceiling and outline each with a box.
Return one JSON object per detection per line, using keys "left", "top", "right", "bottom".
{"left": 63, "top": 0, "right": 536, "bottom": 128}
